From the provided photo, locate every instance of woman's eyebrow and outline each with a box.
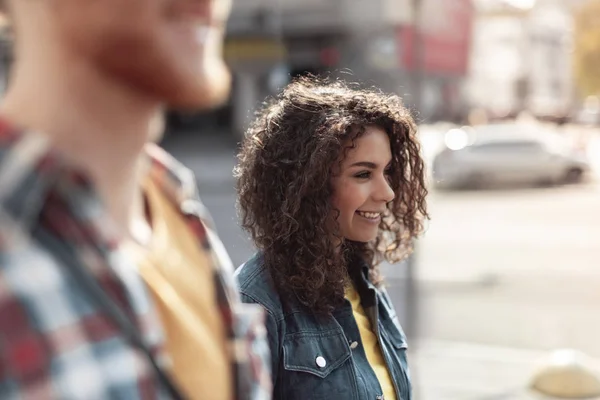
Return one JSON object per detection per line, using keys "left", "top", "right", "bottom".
{"left": 349, "top": 161, "right": 377, "bottom": 169}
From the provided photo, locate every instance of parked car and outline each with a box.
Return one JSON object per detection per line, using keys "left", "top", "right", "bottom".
{"left": 432, "top": 124, "right": 591, "bottom": 190}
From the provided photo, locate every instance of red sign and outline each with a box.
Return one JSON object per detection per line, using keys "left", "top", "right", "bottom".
{"left": 400, "top": 0, "right": 474, "bottom": 76}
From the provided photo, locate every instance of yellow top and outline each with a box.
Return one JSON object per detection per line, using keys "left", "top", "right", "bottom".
{"left": 125, "top": 178, "right": 232, "bottom": 400}
{"left": 346, "top": 283, "right": 397, "bottom": 400}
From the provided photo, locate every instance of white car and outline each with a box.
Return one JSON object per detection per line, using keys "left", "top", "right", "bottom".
{"left": 432, "top": 124, "right": 591, "bottom": 190}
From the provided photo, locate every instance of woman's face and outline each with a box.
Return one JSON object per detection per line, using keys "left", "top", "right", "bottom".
{"left": 331, "top": 125, "right": 395, "bottom": 243}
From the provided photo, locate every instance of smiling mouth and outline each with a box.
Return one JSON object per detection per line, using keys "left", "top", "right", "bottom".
{"left": 356, "top": 211, "right": 381, "bottom": 220}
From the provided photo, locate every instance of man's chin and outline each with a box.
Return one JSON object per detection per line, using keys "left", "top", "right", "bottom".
{"left": 167, "top": 63, "right": 232, "bottom": 111}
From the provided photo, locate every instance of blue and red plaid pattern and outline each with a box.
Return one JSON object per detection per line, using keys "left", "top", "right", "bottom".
{"left": 0, "top": 119, "right": 271, "bottom": 400}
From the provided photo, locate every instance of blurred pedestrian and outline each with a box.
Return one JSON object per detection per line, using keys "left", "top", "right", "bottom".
{"left": 234, "top": 77, "right": 429, "bottom": 400}
{"left": 0, "top": 0, "right": 270, "bottom": 399}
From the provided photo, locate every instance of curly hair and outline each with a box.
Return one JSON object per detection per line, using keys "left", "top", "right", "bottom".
{"left": 235, "top": 76, "right": 428, "bottom": 314}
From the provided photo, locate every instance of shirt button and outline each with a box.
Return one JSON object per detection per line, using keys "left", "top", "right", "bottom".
{"left": 350, "top": 341, "right": 359, "bottom": 350}
{"left": 316, "top": 356, "right": 327, "bottom": 368}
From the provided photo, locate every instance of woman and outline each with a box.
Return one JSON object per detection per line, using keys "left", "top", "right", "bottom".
{"left": 234, "top": 77, "right": 428, "bottom": 400}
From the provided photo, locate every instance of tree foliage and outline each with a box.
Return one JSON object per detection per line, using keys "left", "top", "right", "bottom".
{"left": 574, "top": 0, "right": 600, "bottom": 96}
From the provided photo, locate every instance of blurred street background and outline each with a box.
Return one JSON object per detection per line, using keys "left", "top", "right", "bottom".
{"left": 4, "top": 0, "right": 600, "bottom": 398}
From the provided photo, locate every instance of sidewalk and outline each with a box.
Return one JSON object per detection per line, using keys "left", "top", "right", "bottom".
{"left": 412, "top": 340, "right": 600, "bottom": 400}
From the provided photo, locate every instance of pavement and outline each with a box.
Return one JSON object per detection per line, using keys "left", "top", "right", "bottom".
{"left": 411, "top": 340, "right": 543, "bottom": 400}
{"left": 409, "top": 339, "right": 600, "bottom": 400}
{"left": 161, "top": 125, "right": 600, "bottom": 400}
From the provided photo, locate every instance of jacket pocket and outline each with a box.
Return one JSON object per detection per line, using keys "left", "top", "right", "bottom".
{"left": 279, "top": 329, "right": 355, "bottom": 400}
{"left": 283, "top": 329, "right": 351, "bottom": 378}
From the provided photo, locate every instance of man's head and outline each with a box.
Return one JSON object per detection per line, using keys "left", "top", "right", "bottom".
{"left": 4, "top": 0, "right": 232, "bottom": 110}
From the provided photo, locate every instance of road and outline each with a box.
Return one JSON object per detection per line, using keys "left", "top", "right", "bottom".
{"left": 162, "top": 129, "right": 600, "bottom": 398}
{"left": 418, "top": 184, "right": 600, "bottom": 351}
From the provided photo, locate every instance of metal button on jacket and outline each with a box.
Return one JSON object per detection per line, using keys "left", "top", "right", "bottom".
{"left": 316, "top": 356, "right": 327, "bottom": 368}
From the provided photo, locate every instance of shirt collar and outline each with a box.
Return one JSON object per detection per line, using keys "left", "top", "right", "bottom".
{"left": 143, "top": 143, "right": 216, "bottom": 229}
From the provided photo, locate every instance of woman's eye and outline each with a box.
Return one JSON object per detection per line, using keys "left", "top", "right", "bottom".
{"left": 354, "top": 171, "right": 371, "bottom": 179}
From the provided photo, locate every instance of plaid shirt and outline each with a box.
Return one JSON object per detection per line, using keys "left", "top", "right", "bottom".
{"left": 0, "top": 119, "right": 271, "bottom": 400}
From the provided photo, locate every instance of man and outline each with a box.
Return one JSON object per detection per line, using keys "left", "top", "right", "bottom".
{"left": 0, "top": 0, "right": 270, "bottom": 399}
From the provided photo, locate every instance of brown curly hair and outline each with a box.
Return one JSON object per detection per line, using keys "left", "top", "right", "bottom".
{"left": 235, "top": 76, "right": 428, "bottom": 314}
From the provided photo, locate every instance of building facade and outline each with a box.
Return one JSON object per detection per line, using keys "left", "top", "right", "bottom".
{"left": 199, "top": 0, "right": 474, "bottom": 137}
{"left": 465, "top": 0, "right": 574, "bottom": 121}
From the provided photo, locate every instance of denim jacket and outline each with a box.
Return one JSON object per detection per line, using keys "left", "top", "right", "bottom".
{"left": 235, "top": 253, "right": 412, "bottom": 400}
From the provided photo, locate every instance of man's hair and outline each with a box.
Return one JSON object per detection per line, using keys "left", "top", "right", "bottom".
{"left": 235, "top": 76, "right": 429, "bottom": 314}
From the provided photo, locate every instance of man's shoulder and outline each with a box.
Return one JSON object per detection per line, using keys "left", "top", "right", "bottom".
{"left": 0, "top": 228, "right": 80, "bottom": 328}
{"left": 235, "top": 253, "right": 283, "bottom": 318}
{"left": 0, "top": 227, "right": 156, "bottom": 398}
